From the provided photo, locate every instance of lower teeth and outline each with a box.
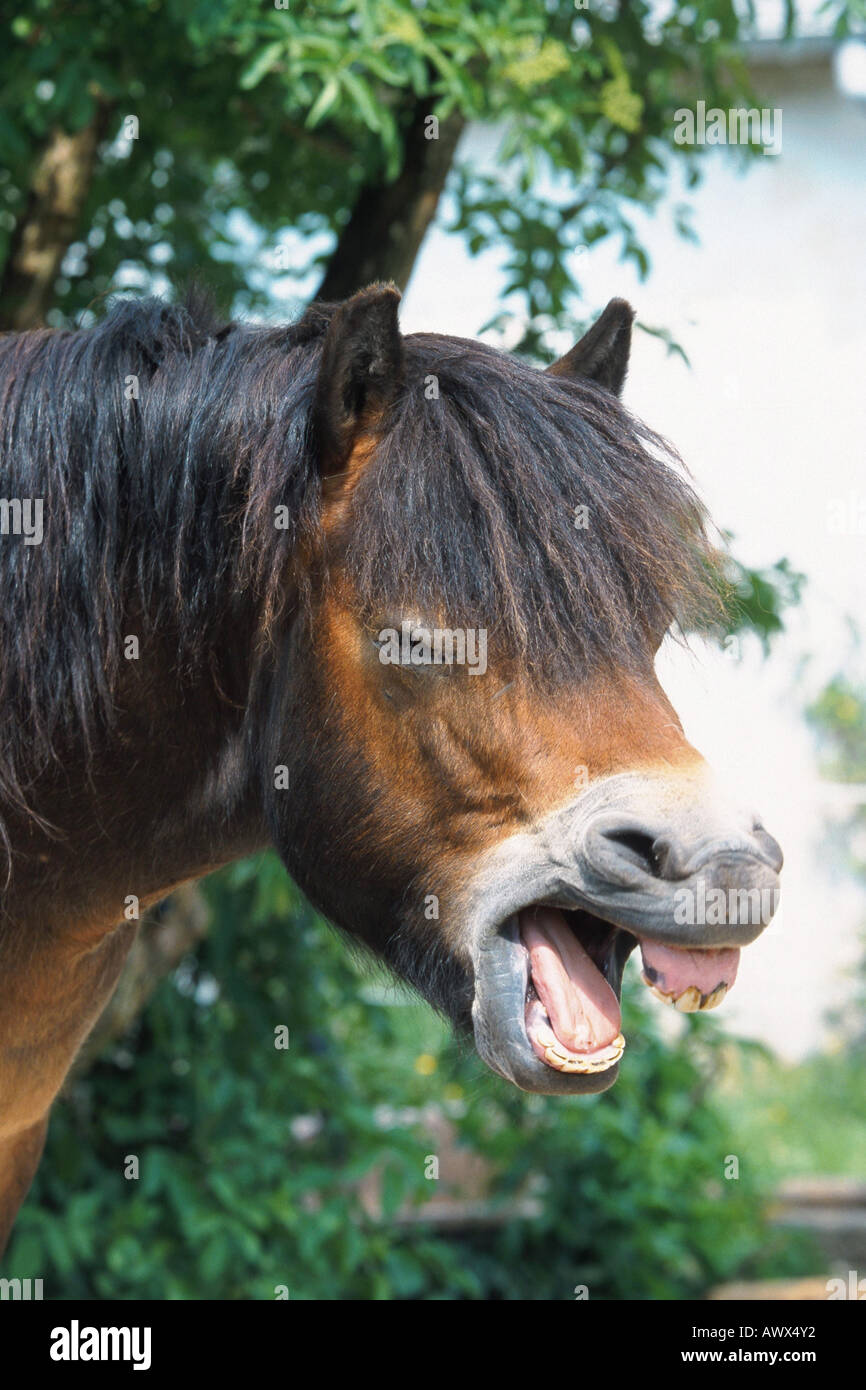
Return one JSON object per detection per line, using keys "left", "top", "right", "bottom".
{"left": 543, "top": 1033, "right": 625, "bottom": 1074}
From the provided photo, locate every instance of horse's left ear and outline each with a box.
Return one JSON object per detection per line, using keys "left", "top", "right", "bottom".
{"left": 545, "top": 298, "right": 635, "bottom": 397}
{"left": 312, "top": 282, "right": 405, "bottom": 477}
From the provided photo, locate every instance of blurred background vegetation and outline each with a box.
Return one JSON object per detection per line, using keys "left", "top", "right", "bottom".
{"left": 1, "top": 0, "right": 864, "bottom": 1297}
{"left": 3, "top": 854, "right": 820, "bottom": 1299}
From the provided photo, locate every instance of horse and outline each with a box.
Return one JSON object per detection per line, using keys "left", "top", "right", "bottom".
{"left": 0, "top": 284, "right": 783, "bottom": 1253}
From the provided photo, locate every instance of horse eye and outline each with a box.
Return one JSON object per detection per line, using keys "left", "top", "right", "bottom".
{"left": 369, "top": 622, "right": 444, "bottom": 675}
{"left": 405, "top": 631, "right": 431, "bottom": 663}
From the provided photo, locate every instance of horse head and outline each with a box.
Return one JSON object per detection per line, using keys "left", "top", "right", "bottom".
{"left": 259, "top": 285, "right": 783, "bottom": 1094}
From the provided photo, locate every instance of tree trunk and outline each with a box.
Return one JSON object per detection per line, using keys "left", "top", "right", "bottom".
{"left": 0, "top": 105, "right": 110, "bottom": 331}
{"left": 315, "top": 95, "right": 465, "bottom": 301}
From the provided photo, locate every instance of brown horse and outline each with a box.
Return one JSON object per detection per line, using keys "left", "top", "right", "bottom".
{"left": 0, "top": 285, "right": 782, "bottom": 1253}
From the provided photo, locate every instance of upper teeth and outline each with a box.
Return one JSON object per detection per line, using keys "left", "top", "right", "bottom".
{"left": 642, "top": 973, "right": 729, "bottom": 1012}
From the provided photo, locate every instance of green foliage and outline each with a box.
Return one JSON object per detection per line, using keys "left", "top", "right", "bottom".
{"left": 719, "top": 1045, "right": 866, "bottom": 1179}
{"left": 444, "top": 992, "right": 810, "bottom": 1299}
{"left": 722, "top": 554, "right": 807, "bottom": 652}
{"left": 805, "top": 672, "right": 866, "bottom": 1048}
{"left": 8, "top": 854, "right": 810, "bottom": 1300}
{"left": 0, "top": 0, "right": 809, "bottom": 329}
{"left": 0, "top": 3, "right": 810, "bottom": 641}
{"left": 807, "top": 675, "right": 866, "bottom": 784}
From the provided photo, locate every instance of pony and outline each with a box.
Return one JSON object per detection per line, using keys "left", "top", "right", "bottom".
{"left": 0, "top": 284, "right": 782, "bottom": 1251}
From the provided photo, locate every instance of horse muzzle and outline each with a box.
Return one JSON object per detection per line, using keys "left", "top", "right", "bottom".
{"left": 465, "top": 771, "right": 783, "bottom": 1095}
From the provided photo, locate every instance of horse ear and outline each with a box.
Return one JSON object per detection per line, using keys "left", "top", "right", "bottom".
{"left": 312, "top": 283, "right": 404, "bottom": 477}
{"left": 545, "top": 298, "right": 635, "bottom": 396}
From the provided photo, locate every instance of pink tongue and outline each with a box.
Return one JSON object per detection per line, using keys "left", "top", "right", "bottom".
{"left": 521, "top": 906, "right": 621, "bottom": 1053}
{"left": 640, "top": 942, "right": 740, "bottom": 997}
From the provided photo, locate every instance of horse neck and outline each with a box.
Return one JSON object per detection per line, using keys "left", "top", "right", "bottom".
{"left": 3, "top": 597, "right": 271, "bottom": 938}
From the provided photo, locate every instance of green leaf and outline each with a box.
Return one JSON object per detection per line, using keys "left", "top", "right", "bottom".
{"left": 240, "top": 41, "right": 284, "bottom": 91}
{"left": 306, "top": 76, "right": 341, "bottom": 128}
{"left": 340, "top": 69, "right": 382, "bottom": 132}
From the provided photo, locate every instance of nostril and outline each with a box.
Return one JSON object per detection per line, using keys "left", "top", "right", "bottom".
{"left": 590, "top": 815, "right": 783, "bottom": 886}
{"left": 601, "top": 827, "right": 662, "bottom": 877}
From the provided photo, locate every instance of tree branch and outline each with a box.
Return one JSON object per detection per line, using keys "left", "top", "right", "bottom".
{"left": 315, "top": 95, "right": 465, "bottom": 300}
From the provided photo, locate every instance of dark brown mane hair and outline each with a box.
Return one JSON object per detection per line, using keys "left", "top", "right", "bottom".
{"left": 0, "top": 292, "right": 724, "bottom": 867}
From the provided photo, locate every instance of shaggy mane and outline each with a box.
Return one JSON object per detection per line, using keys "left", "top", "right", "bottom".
{"left": 0, "top": 293, "right": 725, "bottom": 861}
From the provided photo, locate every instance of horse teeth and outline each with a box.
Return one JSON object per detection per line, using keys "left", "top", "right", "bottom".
{"left": 648, "top": 983, "right": 676, "bottom": 1005}
{"left": 644, "top": 969, "right": 731, "bottom": 1014}
{"left": 699, "top": 983, "right": 729, "bottom": 1010}
{"left": 544, "top": 1035, "right": 625, "bottom": 1074}
{"left": 644, "top": 972, "right": 718, "bottom": 1013}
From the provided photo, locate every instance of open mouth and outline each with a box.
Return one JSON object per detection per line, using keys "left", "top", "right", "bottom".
{"left": 467, "top": 777, "right": 781, "bottom": 1094}
{"left": 518, "top": 904, "right": 741, "bottom": 1079}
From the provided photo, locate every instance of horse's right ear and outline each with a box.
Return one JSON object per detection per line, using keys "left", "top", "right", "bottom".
{"left": 312, "top": 283, "right": 404, "bottom": 478}
{"left": 545, "top": 298, "right": 635, "bottom": 396}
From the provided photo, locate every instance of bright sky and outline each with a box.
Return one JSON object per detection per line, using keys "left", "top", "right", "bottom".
{"left": 400, "top": 54, "right": 866, "bottom": 1060}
